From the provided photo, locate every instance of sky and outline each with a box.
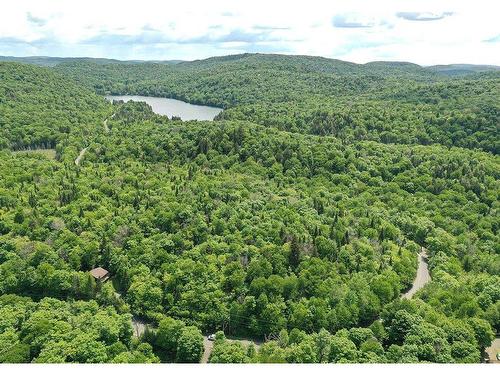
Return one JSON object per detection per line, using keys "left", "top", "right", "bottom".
{"left": 1, "top": 0, "right": 499, "bottom": 65}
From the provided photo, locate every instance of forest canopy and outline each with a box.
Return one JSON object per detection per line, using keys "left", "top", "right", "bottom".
{"left": 0, "top": 55, "right": 498, "bottom": 363}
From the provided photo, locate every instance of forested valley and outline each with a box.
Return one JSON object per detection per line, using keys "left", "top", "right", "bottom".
{"left": 0, "top": 54, "right": 498, "bottom": 363}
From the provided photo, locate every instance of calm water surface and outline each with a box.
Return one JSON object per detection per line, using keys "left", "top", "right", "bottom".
{"left": 105, "top": 95, "right": 223, "bottom": 121}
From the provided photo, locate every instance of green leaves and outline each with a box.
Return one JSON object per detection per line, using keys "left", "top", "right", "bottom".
{"left": 0, "top": 295, "right": 136, "bottom": 363}
{"left": 0, "top": 56, "right": 498, "bottom": 363}
{"left": 175, "top": 326, "right": 204, "bottom": 363}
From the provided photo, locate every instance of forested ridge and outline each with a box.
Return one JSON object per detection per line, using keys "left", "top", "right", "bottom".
{"left": 0, "top": 55, "right": 498, "bottom": 363}
{"left": 0, "top": 62, "right": 110, "bottom": 152}
{"left": 54, "top": 54, "right": 500, "bottom": 154}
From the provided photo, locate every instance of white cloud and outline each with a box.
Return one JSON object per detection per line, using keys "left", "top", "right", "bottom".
{"left": 0, "top": 0, "right": 498, "bottom": 65}
{"left": 395, "top": 11, "right": 454, "bottom": 22}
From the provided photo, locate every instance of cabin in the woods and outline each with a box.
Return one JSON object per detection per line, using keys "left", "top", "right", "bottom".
{"left": 89, "top": 267, "right": 110, "bottom": 282}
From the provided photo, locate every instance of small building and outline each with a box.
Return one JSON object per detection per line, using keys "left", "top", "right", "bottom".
{"left": 89, "top": 267, "right": 110, "bottom": 282}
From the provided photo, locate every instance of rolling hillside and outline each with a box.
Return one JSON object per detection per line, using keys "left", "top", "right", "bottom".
{"left": 0, "top": 58, "right": 498, "bottom": 364}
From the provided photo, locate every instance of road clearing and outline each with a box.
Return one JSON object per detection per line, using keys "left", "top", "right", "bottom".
{"left": 402, "top": 248, "right": 431, "bottom": 299}
{"left": 74, "top": 147, "right": 87, "bottom": 166}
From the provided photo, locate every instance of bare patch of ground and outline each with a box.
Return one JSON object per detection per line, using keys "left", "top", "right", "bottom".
{"left": 13, "top": 149, "right": 56, "bottom": 160}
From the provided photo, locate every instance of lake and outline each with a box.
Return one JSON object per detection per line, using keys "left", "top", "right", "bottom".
{"left": 105, "top": 95, "right": 223, "bottom": 121}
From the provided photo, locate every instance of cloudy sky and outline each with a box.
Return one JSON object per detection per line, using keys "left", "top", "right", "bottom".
{"left": 1, "top": 0, "right": 499, "bottom": 65}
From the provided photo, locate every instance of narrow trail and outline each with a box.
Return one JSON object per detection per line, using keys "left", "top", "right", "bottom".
{"left": 132, "top": 317, "right": 148, "bottom": 338}
{"left": 201, "top": 337, "right": 213, "bottom": 363}
{"left": 402, "top": 248, "right": 431, "bottom": 299}
{"left": 485, "top": 337, "right": 500, "bottom": 363}
{"left": 74, "top": 114, "right": 114, "bottom": 166}
{"left": 74, "top": 147, "right": 87, "bottom": 166}
{"left": 103, "top": 113, "right": 115, "bottom": 133}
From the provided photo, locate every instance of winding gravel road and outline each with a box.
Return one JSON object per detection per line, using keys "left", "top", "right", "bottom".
{"left": 74, "top": 147, "right": 87, "bottom": 166}
{"left": 402, "top": 248, "right": 431, "bottom": 299}
{"left": 201, "top": 248, "right": 431, "bottom": 363}
{"left": 75, "top": 115, "right": 114, "bottom": 166}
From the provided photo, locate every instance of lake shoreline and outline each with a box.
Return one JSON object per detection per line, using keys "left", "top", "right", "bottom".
{"left": 105, "top": 95, "right": 223, "bottom": 121}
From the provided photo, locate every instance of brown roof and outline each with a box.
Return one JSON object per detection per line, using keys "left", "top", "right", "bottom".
{"left": 90, "top": 267, "right": 109, "bottom": 279}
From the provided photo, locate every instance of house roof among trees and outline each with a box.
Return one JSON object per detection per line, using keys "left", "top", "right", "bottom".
{"left": 89, "top": 267, "right": 109, "bottom": 279}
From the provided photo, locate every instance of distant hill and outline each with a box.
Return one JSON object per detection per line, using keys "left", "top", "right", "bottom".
{"left": 0, "top": 55, "right": 182, "bottom": 67}
{"left": 6, "top": 53, "right": 495, "bottom": 153}
{"left": 365, "top": 61, "right": 500, "bottom": 76}
{"left": 0, "top": 56, "right": 68, "bottom": 67}
{"left": 52, "top": 53, "right": 500, "bottom": 125}
{"left": 0, "top": 62, "right": 109, "bottom": 150}
{"left": 2, "top": 53, "right": 498, "bottom": 76}
{"left": 426, "top": 64, "right": 500, "bottom": 76}
{"left": 176, "top": 53, "right": 362, "bottom": 75}
{"left": 363, "top": 61, "right": 434, "bottom": 77}
{"left": 53, "top": 53, "right": 416, "bottom": 108}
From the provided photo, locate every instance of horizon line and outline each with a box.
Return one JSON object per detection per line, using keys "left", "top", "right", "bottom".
{"left": 1, "top": 52, "right": 500, "bottom": 69}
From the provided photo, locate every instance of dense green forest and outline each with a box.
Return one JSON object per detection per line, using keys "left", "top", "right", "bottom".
{"left": 0, "top": 55, "right": 498, "bottom": 363}
{"left": 54, "top": 54, "right": 500, "bottom": 154}
{"left": 0, "top": 62, "right": 110, "bottom": 151}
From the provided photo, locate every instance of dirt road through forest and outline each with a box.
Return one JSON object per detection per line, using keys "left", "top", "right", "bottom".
{"left": 402, "top": 248, "right": 431, "bottom": 299}
{"left": 74, "top": 147, "right": 87, "bottom": 166}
